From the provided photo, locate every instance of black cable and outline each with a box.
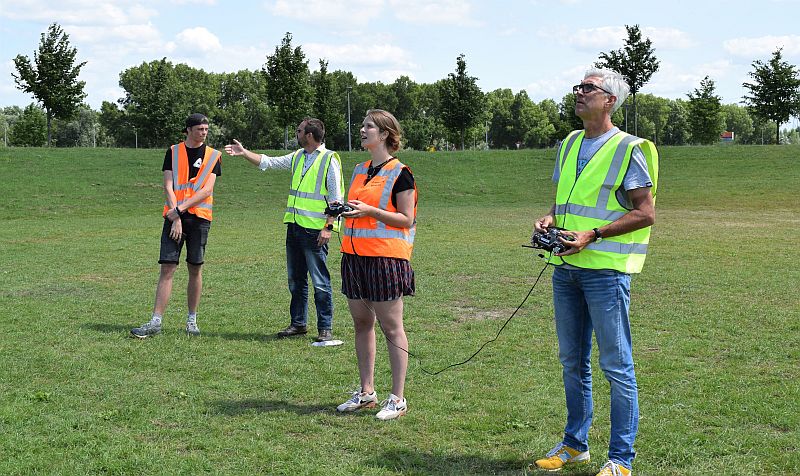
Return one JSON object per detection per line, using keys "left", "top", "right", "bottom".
{"left": 333, "top": 208, "right": 553, "bottom": 376}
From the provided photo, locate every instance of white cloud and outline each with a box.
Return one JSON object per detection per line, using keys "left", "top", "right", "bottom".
{"left": 388, "top": 0, "right": 481, "bottom": 27}
{"left": 0, "top": 0, "right": 158, "bottom": 26}
{"left": 539, "top": 25, "right": 693, "bottom": 52}
{"left": 268, "top": 0, "right": 382, "bottom": 26}
{"left": 723, "top": 35, "right": 800, "bottom": 57}
{"left": 171, "top": 0, "right": 216, "bottom": 4}
{"left": 305, "top": 42, "right": 418, "bottom": 69}
{"left": 174, "top": 27, "right": 222, "bottom": 54}
{"left": 525, "top": 64, "right": 586, "bottom": 101}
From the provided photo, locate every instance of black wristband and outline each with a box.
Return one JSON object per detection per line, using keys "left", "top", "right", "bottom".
{"left": 592, "top": 228, "right": 603, "bottom": 242}
{"left": 325, "top": 224, "right": 334, "bottom": 231}
{"left": 174, "top": 207, "right": 181, "bottom": 215}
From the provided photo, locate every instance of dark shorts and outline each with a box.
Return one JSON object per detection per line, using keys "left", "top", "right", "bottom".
{"left": 341, "top": 253, "right": 415, "bottom": 301}
{"left": 158, "top": 214, "right": 211, "bottom": 265}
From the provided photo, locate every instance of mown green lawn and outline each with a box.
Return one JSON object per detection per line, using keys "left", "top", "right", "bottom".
{"left": 0, "top": 144, "right": 798, "bottom": 475}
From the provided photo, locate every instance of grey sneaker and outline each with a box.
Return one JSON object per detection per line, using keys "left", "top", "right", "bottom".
{"left": 375, "top": 393, "right": 407, "bottom": 420}
{"left": 336, "top": 389, "right": 378, "bottom": 412}
{"left": 131, "top": 320, "right": 161, "bottom": 338}
{"left": 186, "top": 321, "right": 200, "bottom": 337}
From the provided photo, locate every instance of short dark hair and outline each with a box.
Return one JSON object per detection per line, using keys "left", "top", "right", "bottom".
{"left": 301, "top": 117, "right": 325, "bottom": 143}
{"left": 185, "top": 113, "right": 209, "bottom": 132}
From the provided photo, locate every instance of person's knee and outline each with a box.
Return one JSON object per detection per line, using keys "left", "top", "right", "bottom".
{"left": 187, "top": 263, "right": 203, "bottom": 277}
{"left": 160, "top": 263, "right": 178, "bottom": 279}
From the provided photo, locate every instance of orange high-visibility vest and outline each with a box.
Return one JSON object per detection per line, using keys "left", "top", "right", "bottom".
{"left": 341, "top": 159, "right": 417, "bottom": 260}
{"left": 163, "top": 142, "right": 221, "bottom": 221}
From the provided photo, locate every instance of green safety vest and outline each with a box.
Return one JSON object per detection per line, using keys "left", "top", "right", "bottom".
{"left": 283, "top": 148, "right": 344, "bottom": 231}
{"left": 552, "top": 130, "right": 659, "bottom": 274}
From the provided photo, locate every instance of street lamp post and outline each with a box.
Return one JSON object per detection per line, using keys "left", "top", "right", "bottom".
{"left": 346, "top": 86, "right": 352, "bottom": 152}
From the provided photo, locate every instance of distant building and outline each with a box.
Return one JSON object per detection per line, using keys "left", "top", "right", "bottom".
{"left": 720, "top": 131, "right": 734, "bottom": 142}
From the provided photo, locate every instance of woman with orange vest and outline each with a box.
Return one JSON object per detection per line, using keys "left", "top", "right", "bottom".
{"left": 336, "top": 109, "right": 417, "bottom": 421}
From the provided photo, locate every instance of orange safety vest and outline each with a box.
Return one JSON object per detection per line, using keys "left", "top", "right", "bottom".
{"left": 163, "top": 142, "right": 221, "bottom": 221}
{"left": 341, "top": 159, "right": 417, "bottom": 260}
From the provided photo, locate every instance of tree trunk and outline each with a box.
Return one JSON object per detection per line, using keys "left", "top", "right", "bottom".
{"left": 777, "top": 123, "right": 781, "bottom": 145}
{"left": 47, "top": 112, "right": 52, "bottom": 147}
{"left": 460, "top": 128, "right": 465, "bottom": 150}
{"left": 633, "top": 93, "right": 638, "bottom": 136}
{"left": 284, "top": 125, "right": 289, "bottom": 150}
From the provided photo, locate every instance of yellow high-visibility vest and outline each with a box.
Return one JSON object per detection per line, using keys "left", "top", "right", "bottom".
{"left": 552, "top": 130, "right": 659, "bottom": 274}
{"left": 283, "top": 148, "right": 344, "bottom": 231}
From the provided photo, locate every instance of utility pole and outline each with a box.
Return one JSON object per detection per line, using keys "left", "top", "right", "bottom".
{"left": 346, "top": 86, "right": 352, "bottom": 152}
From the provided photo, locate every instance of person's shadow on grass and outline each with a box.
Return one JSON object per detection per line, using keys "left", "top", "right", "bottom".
{"left": 365, "top": 447, "right": 588, "bottom": 476}
{"left": 211, "top": 398, "right": 335, "bottom": 416}
{"left": 82, "top": 322, "right": 280, "bottom": 342}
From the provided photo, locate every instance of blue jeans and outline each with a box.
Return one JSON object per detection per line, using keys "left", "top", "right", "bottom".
{"left": 552, "top": 266, "right": 638, "bottom": 469}
{"left": 286, "top": 223, "right": 333, "bottom": 330}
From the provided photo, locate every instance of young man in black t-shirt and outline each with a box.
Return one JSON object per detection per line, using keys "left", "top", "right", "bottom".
{"left": 131, "top": 113, "right": 222, "bottom": 338}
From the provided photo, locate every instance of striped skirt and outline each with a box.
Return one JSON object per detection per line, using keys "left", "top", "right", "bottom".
{"left": 341, "top": 253, "right": 415, "bottom": 301}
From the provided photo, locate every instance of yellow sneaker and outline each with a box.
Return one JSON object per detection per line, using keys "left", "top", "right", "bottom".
{"left": 595, "top": 460, "right": 631, "bottom": 476}
{"left": 532, "top": 442, "right": 590, "bottom": 471}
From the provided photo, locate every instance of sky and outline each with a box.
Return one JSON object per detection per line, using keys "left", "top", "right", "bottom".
{"left": 2, "top": 0, "right": 800, "bottom": 113}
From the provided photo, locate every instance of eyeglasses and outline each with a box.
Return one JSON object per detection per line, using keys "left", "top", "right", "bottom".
{"left": 572, "top": 83, "right": 613, "bottom": 95}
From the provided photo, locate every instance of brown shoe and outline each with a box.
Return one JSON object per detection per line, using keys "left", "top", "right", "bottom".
{"left": 315, "top": 329, "right": 333, "bottom": 342}
{"left": 277, "top": 325, "right": 307, "bottom": 337}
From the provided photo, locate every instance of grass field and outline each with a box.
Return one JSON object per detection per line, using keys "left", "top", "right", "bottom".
{"left": 0, "top": 144, "right": 798, "bottom": 475}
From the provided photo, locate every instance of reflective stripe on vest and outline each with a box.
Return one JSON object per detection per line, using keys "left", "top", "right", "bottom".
{"left": 341, "top": 160, "right": 417, "bottom": 260}
{"left": 553, "top": 131, "right": 658, "bottom": 274}
{"left": 164, "top": 143, "right": 220, "bottom": 221}
{"left": 282, "top": 148, "right": 343, "bottom": 231}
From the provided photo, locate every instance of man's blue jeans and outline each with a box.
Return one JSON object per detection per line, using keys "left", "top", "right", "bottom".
{"left": 286, "top": 223, "right": 333, "bottom": 330}
{"left": 552, "top": 266, "right": 638, "bottom": 469}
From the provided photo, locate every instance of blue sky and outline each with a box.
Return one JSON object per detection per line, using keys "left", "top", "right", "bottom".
{"left": 2, "top": 0, "right": 800, "bottom": 111}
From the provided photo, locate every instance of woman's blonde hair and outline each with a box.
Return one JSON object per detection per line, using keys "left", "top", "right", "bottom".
{"left": 366, "top": 109, "right": 402, "bottom": 153}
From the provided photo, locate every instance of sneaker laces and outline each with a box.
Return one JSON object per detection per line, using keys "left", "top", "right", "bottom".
{"left": 379, "top": 397, "right": 402, "bottom": 411}
{"left": 546, "top": 442, "right": 567, "bottom": 458}
{"left": 345, "top": 389, "right": 369, "bottom": 404}
{"left": 599, "top": 461, "right": 627, "bottom": 476}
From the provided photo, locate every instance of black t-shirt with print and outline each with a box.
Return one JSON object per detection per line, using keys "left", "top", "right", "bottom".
{"left": 162, "top": 144, "right": 222, "bottom": 178}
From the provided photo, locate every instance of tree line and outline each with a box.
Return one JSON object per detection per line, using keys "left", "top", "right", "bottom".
{"left": 5, "top": 24, "right": 800, "bottom": 149}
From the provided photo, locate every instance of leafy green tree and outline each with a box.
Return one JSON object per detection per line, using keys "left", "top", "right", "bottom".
{"left": 98, "top": 100, "right": 135, "bottom": 147}
{"left": 539, "top": 98, "right": 564, "bottom": 147}
{"left": 12, "top": 23, "right": 87, "bottom": 146}
{"left": 510, "top": 90, "right": 553, "bottom": 148}
{"left": 402, "top": 82, "right": 445, "bottom": 150}
{"left": 217, "top": 70, "right": 277, "bottom": 148}
{"left": 596, "top": 24, "right": 660, "bottom": 135}
{"left": 53, "top": 104, "right": 100, "bottom": 147}
{"left": 636, "top": 93, "right": 669, "bottom": 144}
{"left": 742, "top": 48, "right": 800, "bottom": 145}
{"left": 687, "top": 76, "right": 724, "bottom": 145}
{"left": 721, "top": 103, "right": 754, "bottom": 144}
{"left": 662, "top": 99, "right": 689, "bottom": 145}
{"left": 10, "top": 103, "right": 47, "bottom": 146}
{"left": 264, "top": 32, "right": 312, "bottom": 149}
{"left": 118, "top": 58, "right": 181, "bottom": 148}
{"left": 391, "top": 76, "right": 418, "bottom": 121}
{"left": 439, "top": 54, "right": 485, "bottom": 150}
{"left": 311, "top": 60, "right": 344, "bottom": 149}
{"left": 485, "top": 88, "right": 514, "bottom": 148}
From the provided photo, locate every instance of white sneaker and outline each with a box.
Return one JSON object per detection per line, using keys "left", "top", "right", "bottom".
{"left": 375, "top": 393, "right": 407, "bottom": 420}
{"left": 336, "top": 389, "right": 378, "bottom": 412}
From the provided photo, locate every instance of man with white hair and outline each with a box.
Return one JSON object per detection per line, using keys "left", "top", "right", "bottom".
{"left": 531, "top": 68, "right": 659, "bottom": 476}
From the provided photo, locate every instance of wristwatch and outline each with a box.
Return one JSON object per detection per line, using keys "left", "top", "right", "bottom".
{"left": 592, "top": 228, "right": 603, "bottom": 242}
{"left": 325, "top": 224, "right": 334, "bottom": 231}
